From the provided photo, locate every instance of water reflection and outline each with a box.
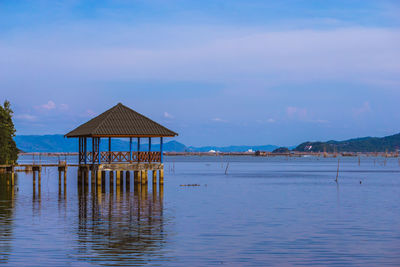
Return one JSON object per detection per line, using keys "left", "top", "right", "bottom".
{"left": 75, "top": 172, "right": 169, "bottom": 265}
{"left": 0, "top": 173, "right": 16, "bottom": 263}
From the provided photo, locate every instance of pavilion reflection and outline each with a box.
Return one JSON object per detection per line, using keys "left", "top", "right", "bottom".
{"left": 0, "top": 173, "right": 16, "bottom": 264}
{"left": 75, "top": 174, "right": 169, "bottom": 265}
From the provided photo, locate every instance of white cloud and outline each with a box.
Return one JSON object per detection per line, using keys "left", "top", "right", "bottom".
{"left": 353, "top": 101, "right": 372, "bottom": 116}
{"left": 15, "top": 114, "right": 37, "bottom": 121}
{"left": 267, "top": 118, "right": 276, "bottom": 123}
{"left": 163, "top": 111, "right": 174, "bottom": 119}
{"left": 38, "top": 100, "right": 56, "bottom": 110}
{"left": 212, "top": 118, "right": 227, "bottom": 123}
{"left": 1, "top": 27, "right": 399, "bottom": 88}
{"left": 59, "top": 103, "right": 69, "bottom": 111}
{"left": 287, "top": 106, "right": 307, "bottom": 119}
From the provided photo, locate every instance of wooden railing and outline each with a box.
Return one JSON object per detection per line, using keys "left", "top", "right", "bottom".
{"left": 85, "top": 151, "right": 161, "bottom": 163}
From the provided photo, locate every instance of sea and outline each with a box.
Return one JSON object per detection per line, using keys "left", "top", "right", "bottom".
{"left": 0, "top": 155, "right": 399, "bottom": 266}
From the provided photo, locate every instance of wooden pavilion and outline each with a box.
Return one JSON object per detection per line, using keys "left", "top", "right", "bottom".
{"left": 65, "top": 103, "right": 177, "bottom": 185}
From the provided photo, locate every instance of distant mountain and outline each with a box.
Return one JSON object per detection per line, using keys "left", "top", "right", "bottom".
{"left": 14, "top": 134, "right": 279, "bottom": 153}
{"left": 14, "top": 135, "right": 187, "bottom": 153}
{"left": 294, "top": 133, "right": 400, "bottom": 152}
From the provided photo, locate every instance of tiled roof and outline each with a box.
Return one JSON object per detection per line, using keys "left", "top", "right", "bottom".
{"left": 65, "top": 103, "right": 178, "bottom": 137}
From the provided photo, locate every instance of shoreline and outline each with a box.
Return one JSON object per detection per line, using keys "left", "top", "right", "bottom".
{"left": 18, "top": 151, "right": 400, "bottom": 158}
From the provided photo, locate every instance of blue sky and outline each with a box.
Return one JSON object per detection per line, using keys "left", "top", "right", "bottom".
{"left": 1, "top": 0, "right": 400, "bottom": 146}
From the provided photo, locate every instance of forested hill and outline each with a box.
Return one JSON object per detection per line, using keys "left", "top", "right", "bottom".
{"left": 294, "top": 133, "right": 400, "bottom": 152}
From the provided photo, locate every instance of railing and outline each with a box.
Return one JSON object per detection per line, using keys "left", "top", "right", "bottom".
{"left": 84, "top": 151, "right": 161, "bottom": 163}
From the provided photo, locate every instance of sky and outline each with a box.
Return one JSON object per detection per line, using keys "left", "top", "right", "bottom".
{"left": 1, "top": 0, "right": 400, "bottom": 146}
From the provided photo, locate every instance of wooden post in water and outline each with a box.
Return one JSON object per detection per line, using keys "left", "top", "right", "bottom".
{"left": 63, "top": 169, "right": 67, "bottom": 191}
{"left": 97, "top": 169, "right": 102, "bottom": 187}
{"left": 102, "top": 171, "right": 106, "bottom": 187}
{"left": 119, "top": 171, "right": 124, "bottom": 189}
{"left": 159, "top": 169, "right": 164, "bottom": 184}
{"left": 33, "top": 171, "right": 36, "bottom": 198}
{"left": 109, "top": 171, "right": 114, "bottom": 193}
{"left": 134, "top": 171, "right": 139, "bottom": 184}
{"left": 38, "top": 170, "right": 41, "bottom": 196}
{"left": 91, "top": 170, "right": 96, "bottom": 187}
{"left": 126, "top": 171, "right": 130, "bottom": 191}
{"left": 116, "top": 170, "right": 121, "bottom": 187}
{"left": 152, "top": 170, "right": 157, "bottom": 184}
{"left": 141, "top": 170, "right": 146, "bottom": 185}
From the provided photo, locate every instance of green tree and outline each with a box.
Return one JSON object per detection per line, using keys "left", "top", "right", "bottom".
{"left": 0, "top": 101, "right": 18, "bottom": 164}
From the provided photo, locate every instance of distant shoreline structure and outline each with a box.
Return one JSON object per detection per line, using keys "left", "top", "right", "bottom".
{"left": 19, "top": 151, "right": 400, "bottom": 158}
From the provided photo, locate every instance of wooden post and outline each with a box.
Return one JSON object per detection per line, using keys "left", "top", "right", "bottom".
{"left": 109, "top": 171, "right": 114, "bottom": 193}
{"left": 152, "top": 170, "right": 157, "bottom": 184}
{"left": 84, "top": 137, "right": 87, "bottom": 165}
{"left": 141, "top": 170, "right": 146, "bottom": 185}
{"left": 149, "top": 137, "right": 151, "bottom": 151}
{"left": 78, "top": 168, "right": 82, "bottom": 187}
{"left": 38, "top": 170, "right": 41, "bottom": 196}
{"left": 108, "top": 137, "right": 111, "bottom": 163}
{"left": 120, "top": 171, "right": 124, "bottom": 189}
{"left": 97, "top": 169, "right": 102, "bottom": 186}
{"left": 63, "top": 169, "right": 67, "bottom": 189}
{"left": 84, "top": 169, "right": 89, "bottom": 188}
{"left": 134, "top": 171, "right": 139, "bottom": 184}
{"left": 79, "top": 137, "right": 82, "bottom": 164}
{"left": 33, "top": 171, "right": 36, "bottom": 197}
{"left": 159, "top": 169, "right": 164, "bottom": 184}
{"left": 126, "top": 171, "right": 130, "bottom": 191}
{"left": 91, "top": 170, "right": 96, "bottom": 186}
{"left": 160, "top": 137, "right": 164, "bottom": 163}
{"left": 116, "top": 170, "right": 121, "bottom": 187}
{"left": 137, "top": 137, "right": 141, "bottom": 162}
{"left": 129, "top": 137, "right": 132, "bottom": 162}
{"left": 101, "top": 171, "right": 106, "bottom": 186}
{"left": 98, "top": 138, "right": 101, "bottom": 164}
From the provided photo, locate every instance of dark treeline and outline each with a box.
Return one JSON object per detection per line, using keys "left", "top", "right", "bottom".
{"left": 0, "top": 101, "right": 18, "bottom": 164}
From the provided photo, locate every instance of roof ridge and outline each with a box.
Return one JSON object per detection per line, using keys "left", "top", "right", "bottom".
{"left": 120, "top": 103, "right": 178, "bottom": 136}
{"left": 91, "top": 104, "right": 119, "bottom": 136}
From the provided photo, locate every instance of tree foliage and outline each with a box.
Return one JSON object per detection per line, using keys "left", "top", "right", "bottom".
{"left": 0, "top": 101, "right": 18, "bottom": 164}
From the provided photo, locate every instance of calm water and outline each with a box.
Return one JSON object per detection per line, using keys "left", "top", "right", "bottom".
{"left": 0, "top": 156, "right": 399, "bottom": 266}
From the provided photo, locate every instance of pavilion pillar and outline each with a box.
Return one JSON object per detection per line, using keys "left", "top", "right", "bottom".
{"left": 129, "top": 137, "right": 132, "bottom": 162}
{"left": 84, "top": 137, "right": 87, "bottom": 165}
{"left": 98, "top": 138, "right": 101, "bottom": 164}
{"left": 92, "top": 137, "right": 95, "bottom": 165}
{"left": 160, "top": 137, "right": 164, "bottom": 163}
{"left": 152, "top": 170, "right": 157, "bottom": 184}
{"left": 78, "top": 137, "right": 82, "bottom": 164}
{"left": 108, "top": 137, "right": 111, "bottom": 163}
{"left": 159, "top": 169, "right": 164, "bottom": 184}
{"left": 137, "top": 137, "right": 141, "bottom": 162}
{"left": 134, "top": 171, "right": 139, "bottom": 184}
{"left": 149, "top": 137, "right": 151, "bottom": 151}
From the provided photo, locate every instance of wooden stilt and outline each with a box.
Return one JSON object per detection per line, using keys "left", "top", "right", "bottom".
{"left": 134, "top": 171, "right": 139, "bottom": 183}
{"left": 116, "top": 170, "right": 121, "bottom": 187}
{"left": 141, "top": 170, "right": 146, "bottom": 185}
{"left": 126, "top": 171, "right": 130, "bottom": 191}
{"left": 159, "top": 169, "right": 164, "bottom": 184}
{"left": 63, "top": 169, "right": 67, "bottom": 189}
{"left": 109, "top": 171, "right": 114, "bottom": 193}
{"left": 152, "top": 170, "right": 157, "bottom": 184}
{"left": 97, "top": 169, "right": 102, "bottom": 186}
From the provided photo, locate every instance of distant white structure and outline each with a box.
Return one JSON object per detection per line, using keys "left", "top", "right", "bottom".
{"left": 247, "top": 149, "right": 253, "bottom": 152}
{"left": 209, "top": 150, "right": 216, "bottom": 153}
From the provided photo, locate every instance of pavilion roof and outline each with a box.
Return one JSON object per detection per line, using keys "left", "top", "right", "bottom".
{"left": 65, "top": 103, "right": 178, "bottom": 138}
